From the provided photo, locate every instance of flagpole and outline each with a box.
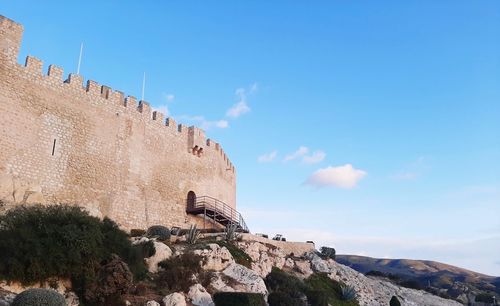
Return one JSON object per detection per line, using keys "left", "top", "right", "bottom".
{"left": 77, "top": 43, "right": 83, "bottom": 74}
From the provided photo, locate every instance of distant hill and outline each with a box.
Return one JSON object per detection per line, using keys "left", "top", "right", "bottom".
{"left": 337, "top": 255, "right": 500, "bottom": 304}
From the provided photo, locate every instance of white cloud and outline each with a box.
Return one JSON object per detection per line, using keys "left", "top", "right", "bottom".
{"left": 152, "top": 105, "right": 170, "bottom": 117}
{"left": 226, "top": 83, "right": 257, "bottom": 118}
{"left": 258, "top": 151, "right": 278, "bottom": 163}
{"left": 226, "top": 101, "right": 250, "bottom": 118}
{"left": 165, "top": 94, "right": 175, "bottom": 102}
{"left": 283, "top": 147, "right": 326, "bottom": 164}
{"left": 284, "top": 146, "right": 309, "bottom": 162}
{"left": 303, "top": 150, "right": 326, "bottom": 164}
{"left": 305, "top": 164, "right": 367, "bottom": 189}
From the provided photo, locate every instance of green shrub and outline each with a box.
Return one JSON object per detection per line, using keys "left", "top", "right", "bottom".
{"left": 12, "top": 288, "right": 66, "bottom": 306}
{"left": 213, "top": 292, "right": 266, "bottom": 306}
{"left": 267, "top": 291, "right": 303, "bottom": 306}
{"left": 83, "top": 254, "right": 133, "bottom": 306}
{"left": 156, "top": 252, "right": 202, "bottom": 292}
{"left": 340, "top": 284, "right": 356, "bottom": 301}
{"left": 475, "top": 293, "right": 495, "bottom": 303}
{"left": 320, "top": 246, "right": 336, "bottom": 260}
{"left": 146, "top": 225, "right": 171, "bottom": 241}
{"left": 224, "top": 223, "right": 240, "bottom": 241}
{"left": 214, "top": 241, "right": 252, "bottom": 268}
{"left": 265, "top": 268, "right": 306, "bottom": 298}
{"left": 305, "top": 273, "right": 359, "bottom": 306}
{"left": 305, "top": 290, "right": 329, "bottom": 306}
{"left": 390, "top": 295, "right": 401, "bottom": 306}
{"left": 0, "top": 205, "right": 147, "bottom": 304}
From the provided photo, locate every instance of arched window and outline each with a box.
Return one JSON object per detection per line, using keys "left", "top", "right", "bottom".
{"left": 187, "top": 191, "right": 196, "bottom": 210}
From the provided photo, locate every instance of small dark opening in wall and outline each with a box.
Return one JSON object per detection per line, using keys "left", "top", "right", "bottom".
{"left": 51, "top": 139, "right": 56, "bottom": 156}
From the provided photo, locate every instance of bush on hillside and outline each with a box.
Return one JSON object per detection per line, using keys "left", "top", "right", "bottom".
{"left": 340, "top": 284, "right": 356, "bottom": 301}
{"left": 213, "top": 292, "right": 266, "bottom": 306}
{"left": 305, "top": 290, "right": 329, "bottom": 306}
{"left": 265, "top": 268, "right": 306, "bottom": 298}
{"left": 156, "top": 252, "right": 203, "bottom": 292}
{"left": 267, "top": 291, "right": 303, "bottom": 306}
{"left": 319, "top": 246, "right": 336, "bottom": 260}
{"left": 146, "top": 225, "right": 171, "bottom": 241}
{"left": 475, "top": 293, "right": 495, "bottom": 303}
{"left": 305, "top": 273, "right": 359, "bottom": 306}
{"left": 0, "top": 205, "right": 147, "bottom": 304}
{"left": 83, "top": 254, "right": 133, "bottom": 305}
{"left": 390, "top": 296, "right": 401, "bottom": 306}
{"left": 11, "top": 288, "right": 66, "bottom": 306}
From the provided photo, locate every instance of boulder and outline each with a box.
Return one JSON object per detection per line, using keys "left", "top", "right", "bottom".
{"left": 208, "top": 274, "right": 235, "bottom": 292}
{"left": 193, "top": 243, "right": 234, "bottom": 271}
{"left": 187, "top": 284, "right": 213, "bottom": 306}
{"left": 144, "top": 240, "right": 172, "bottom": 273}
{"left": 236, "top": 241, "right": 286, "bottom": 277}
{"left": 294, "top": 260, "right": 313, "bottom": 277}
{"left": 222, "top": 263, "right": 267, "bottom": 295}
{"left": 146, "top": 301, "right": 160, "bottom": 306}
{"left": 162, "top": 292, "right": 187, "bottom": 306}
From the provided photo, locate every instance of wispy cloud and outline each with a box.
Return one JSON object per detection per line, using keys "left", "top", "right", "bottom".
{"left": 303, "top": 150, "right": 326, "bottom": 164}
{"left": 226, "top": 83, "right": 257, "bottom": 118}
{"left": 305, "top": 164, "right": 367, "bottom": 189}
{"left": 258, "top": 151, "right": 278, "bottom": 163}
{"left": 284, "top": 146, "right": 309, "bottom": 162}
{"left": 163, "top": 93, "right": 175, "bottom": 102}
{"left": 283, "top": 146, "right": 326, "bottom": 164}
{"left": 152, "top": 105, "right": 170, "bottom": 117}
{"left": 152, "top": 93, "right": 176, "bottom": 117}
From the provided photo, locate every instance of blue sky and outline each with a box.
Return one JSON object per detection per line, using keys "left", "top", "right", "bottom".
{"left": 2, "top": 1, "right": 499, "bottom": 275}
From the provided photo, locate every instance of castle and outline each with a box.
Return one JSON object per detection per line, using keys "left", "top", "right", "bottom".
{"left": 0, "top": 15, "right": 247, "bottom": 232}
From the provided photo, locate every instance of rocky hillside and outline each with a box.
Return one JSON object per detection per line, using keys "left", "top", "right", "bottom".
{"left": 1, "top": 235, "right": 463, "bottom": 306}
{"left": 337, "top": 255, "right": 500, "bottom": 304}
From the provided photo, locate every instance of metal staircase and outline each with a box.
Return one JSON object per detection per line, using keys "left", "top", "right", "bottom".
{"left": 186, "top": 196, "right": 249, "bottom": 233}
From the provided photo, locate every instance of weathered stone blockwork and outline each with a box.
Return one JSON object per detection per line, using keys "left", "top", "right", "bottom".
{"left": 0, "top": 15, "right": 236, "bottom": 230}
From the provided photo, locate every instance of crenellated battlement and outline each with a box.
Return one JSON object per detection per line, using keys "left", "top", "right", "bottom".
{"left": 0, "top": 15, "right": 234, "bottom": 172}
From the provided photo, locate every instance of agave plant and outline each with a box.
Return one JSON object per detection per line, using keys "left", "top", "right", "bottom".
{"left": 186, "top": 224, "right": 201, "bottom": 244}
{"left": 224, "top": 223, "right": 240, "bottom": 241}
{"left": 340, "top": 284, "right": 356, "bottom": 301}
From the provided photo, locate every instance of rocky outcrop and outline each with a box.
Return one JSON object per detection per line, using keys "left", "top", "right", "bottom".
{"left": 163, "top": 292, "right": 187, "bottom": 306}
{"left": 188, "top": 284, "right": 213, "bottom": 306}
{"left": 236, "top": 241, "right": 286, "bottom": 277}
{"left": 306, "top": 253, "right": 462, "bottom": 306}
{"left": 193, "top": 243, "right": 234, "bottom": 271}
{"left": 222, "top": 263, "right": 268, "bottom": 295}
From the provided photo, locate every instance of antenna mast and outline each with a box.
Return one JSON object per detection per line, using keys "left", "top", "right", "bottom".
{"left": 77, "top": 43, "right": 83, "bottom": 74}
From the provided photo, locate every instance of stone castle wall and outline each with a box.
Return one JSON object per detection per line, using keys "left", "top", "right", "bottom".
{"left": 0, "top": 15, "right": 236, "bottom": 231}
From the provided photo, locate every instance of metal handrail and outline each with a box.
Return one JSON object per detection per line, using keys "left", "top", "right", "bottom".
{"left": 186, "top": 195, "right": 249, "bottom": 232}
